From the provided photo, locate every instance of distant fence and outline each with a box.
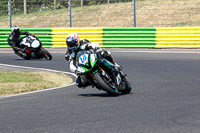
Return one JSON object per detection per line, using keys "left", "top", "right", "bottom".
{"left": 1, "top": 0, "right": 200, "bottom": 28}
{"left": 1, "top": 27, "right": 200, "bottom": 48}
{"left": 0, "top": 0, "right": 134, "bottom": 28}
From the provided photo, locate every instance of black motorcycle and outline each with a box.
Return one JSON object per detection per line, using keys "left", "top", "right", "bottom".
{"left": 76, "top": 50, "right": 132, "bottom": 96}
{"left": 19, "top": 35, "right": 52, "bottom": 60}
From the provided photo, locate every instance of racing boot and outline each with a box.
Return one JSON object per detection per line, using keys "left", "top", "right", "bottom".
{"left": 114, "top": 62, "right": 122, "bottom": 70}
{"left": 119, "top": 71, "right": 127, "bottom": 79}
{"left": 15, "top": 51, "right": 28, "bottom": 59}
{"left": 76, "top": 75, "right": 91, "bottom": 89}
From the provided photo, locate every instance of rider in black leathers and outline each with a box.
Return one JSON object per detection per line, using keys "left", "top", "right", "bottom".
{"left": 7, "top": 25, "right": 32, "bottom": 58}
{"left": 65, "top": 33, "right": 121, "bottom": 88}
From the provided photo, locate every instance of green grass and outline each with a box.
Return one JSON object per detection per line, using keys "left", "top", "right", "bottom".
{"left": 0, "top": 71, "right": 73, "bottom": 96}
{"left": 0, "top": 0, "right": 200, "bottom": 27}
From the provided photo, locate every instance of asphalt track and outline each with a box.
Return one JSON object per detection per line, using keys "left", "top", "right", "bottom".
{"left": 0, "top": 48, "right": 200, "bottom": 133}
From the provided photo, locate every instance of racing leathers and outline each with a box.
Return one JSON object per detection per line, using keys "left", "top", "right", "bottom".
{"left": 65, "top": 39, "right": 117, "bottom": 88}
{"left": 7, "top": 30, "right": 31, "bottom": 58}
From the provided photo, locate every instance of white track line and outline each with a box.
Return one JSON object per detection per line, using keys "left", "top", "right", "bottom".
{"left": 0, "top": 63, "right": 77, "bottom": 99}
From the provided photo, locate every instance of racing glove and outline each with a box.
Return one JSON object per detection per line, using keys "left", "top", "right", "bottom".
{"left": 100, "top": 50, "right": 111, "bottom": 57}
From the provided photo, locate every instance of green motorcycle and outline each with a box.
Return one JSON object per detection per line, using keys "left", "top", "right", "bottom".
{"left": 76, "top": 50, "right": 132, "bottom": 96}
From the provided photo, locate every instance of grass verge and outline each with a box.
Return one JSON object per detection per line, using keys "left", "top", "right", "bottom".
{"left": 0, "top": 70, "right": 73, "bottom": 96}
{"left": 0, "top": 0, "right": 200, "bottom": 27}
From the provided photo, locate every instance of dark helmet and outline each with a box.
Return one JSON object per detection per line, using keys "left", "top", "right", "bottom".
{"left": 12, "top": 25, "right": 20, "bottom": 35}
{"left": 66, "top": 33, "right": 80, "bottom": 51}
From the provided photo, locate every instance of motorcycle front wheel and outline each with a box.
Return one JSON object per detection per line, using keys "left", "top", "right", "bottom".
{"left": 38, "top": 47, "right": 52, "bottom": 60}
{"left": 121, "top": 77, "right": 132, "bottom": 94}
{"left": 94, "top": 72, "right": 121, "bottom": 96}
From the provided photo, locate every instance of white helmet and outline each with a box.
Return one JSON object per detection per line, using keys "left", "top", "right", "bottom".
{"left": 12, "top": 25, "right": 19, "bottom": 34}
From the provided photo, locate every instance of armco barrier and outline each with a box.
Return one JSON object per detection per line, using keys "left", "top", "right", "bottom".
{"left": 0, "top": 27, "right": 200, "bottom": 48}
{"left": 0, "top": 28, "right": 103, "bottom": 48}
{"left": 155, "top": 27, "right": 200, "bottom": 48}
{"left": 102, "top": 27, "right": 156, "bottom": 48}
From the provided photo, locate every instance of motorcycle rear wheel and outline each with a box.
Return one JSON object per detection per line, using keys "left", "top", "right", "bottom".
{"left": 94, "top": 72, "right": 121, "bottom": 96}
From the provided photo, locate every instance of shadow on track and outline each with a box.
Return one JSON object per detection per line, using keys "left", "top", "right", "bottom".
{"left": 13, "top": 58, "right": 51, "bottom": 61}
{"left": 79, "top": 93, "right": 113, "bottom": 97}
{"left": 79, "top": 92, "right": 133, "bottom": 97}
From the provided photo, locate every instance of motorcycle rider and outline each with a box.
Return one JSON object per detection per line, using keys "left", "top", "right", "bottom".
{"left": 65, "top": 33, "right": 121, "bottom": 88}
{"left": 7, "top": 25, "right": 32, "bottom": 58}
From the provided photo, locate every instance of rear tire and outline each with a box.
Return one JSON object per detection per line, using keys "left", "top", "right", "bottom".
{"left": 94, "top": 72, "right": 121, "bottom": 96}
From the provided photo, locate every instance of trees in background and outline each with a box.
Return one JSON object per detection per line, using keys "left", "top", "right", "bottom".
{"left": 0, "top": 0, "right": 133, "bottom": 16}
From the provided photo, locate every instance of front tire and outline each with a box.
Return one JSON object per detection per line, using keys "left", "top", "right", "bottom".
{"left": 121, "top": 77, "right": 132, "bottom": 94}
{"left": 38, "top": 47, "right": 52, "bottom": 60}
{"left": 94, "top": 72, "right": 121, "bottom": 96}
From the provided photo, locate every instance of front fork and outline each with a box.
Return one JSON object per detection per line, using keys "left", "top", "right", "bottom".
{"left": 98, "top": 65, "right": 112, "bottom": 82}
{"left": 88, "top": 65, "right": 112, "bottom": 90}
{"left": 90, "top": 59, "right": 123, "bottom": 90}
{"left": 98, "top": 64, "right": 121, "bottom": 90}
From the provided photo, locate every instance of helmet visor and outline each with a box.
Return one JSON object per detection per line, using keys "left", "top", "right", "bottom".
{"left": 67, "top": 42, "right": 78, "bottom": 51}
{"left": 67, "top": 42, "right": 75, "bottom": 48}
